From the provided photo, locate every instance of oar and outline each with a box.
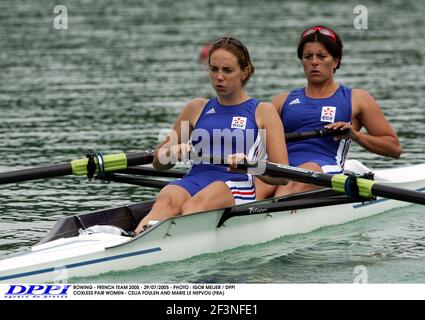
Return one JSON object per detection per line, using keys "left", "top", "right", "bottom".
{"left": 120, "top": 128, "right": 348, "bottom": 177}
{"left": 0, "top": 127, "right": 346, "bottom": 185}
{"left": 243, "top": 161, "right": 425, "bottom": 205}
{"left": 0, "top": 151, "right": 154, "bottom": 185}
{"left": 120, "top": 166, "right": 185, "bottom": 178}
{"left": 97, "top": 174, "right": 169, "bottom": 189}
{"left": 285, "top": 127, "right": 349, "bottom": 143}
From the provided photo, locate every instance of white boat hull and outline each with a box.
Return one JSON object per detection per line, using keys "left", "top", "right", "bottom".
{"left": 1, "top": 160, "right": 425, "bottom": 283}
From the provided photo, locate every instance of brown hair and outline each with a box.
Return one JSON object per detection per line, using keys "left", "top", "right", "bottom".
{"left": 297, "top": 26, "right": 343, "bottom": 73}
{"left": 208, "top": 36, "right": 255, "bottom": 86}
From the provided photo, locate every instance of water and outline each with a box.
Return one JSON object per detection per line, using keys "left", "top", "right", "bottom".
{"left": 0, "top": 0, "right": 424, "bottom": 283}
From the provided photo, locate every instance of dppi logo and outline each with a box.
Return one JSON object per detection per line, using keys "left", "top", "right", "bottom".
{"left": 4, "top": 284, "right": 71, "bottom": 299}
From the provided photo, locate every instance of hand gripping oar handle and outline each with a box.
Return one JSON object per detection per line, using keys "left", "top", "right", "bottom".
{"left": 0, "top": 151, "right": 154, "bottom": 185}
{"left": 191, "top": 128, "right": 350, "bottom": 166}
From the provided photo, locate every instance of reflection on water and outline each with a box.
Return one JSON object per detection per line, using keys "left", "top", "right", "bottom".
{"left": 0, "top": 0, "right": 424, "bottom": 282}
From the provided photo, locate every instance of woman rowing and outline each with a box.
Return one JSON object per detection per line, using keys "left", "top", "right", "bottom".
{"left": 256, "top": 25, "right": 401, "bottom": 199}
{"left": 135, "top": 36, "right": 288, "bottom": 234}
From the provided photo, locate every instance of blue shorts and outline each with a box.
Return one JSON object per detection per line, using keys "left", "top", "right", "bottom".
{"left": 168, "top": 164, "right": 256, "bottom": 205}
{"left": 289, "top": 154, "right": 343, "bottom": 174}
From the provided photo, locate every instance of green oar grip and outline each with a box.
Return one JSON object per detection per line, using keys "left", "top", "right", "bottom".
{"left": 356, "top": 178, "right": 375, "bottom": 198}
{"left": 71, "top": 152, "right": 128, "bottom": 176}
{"left": 331, "top": 174, "right": 375, "bottom": 199}
{"left": 330, "top": 174, "right": 347, "bottom": 194}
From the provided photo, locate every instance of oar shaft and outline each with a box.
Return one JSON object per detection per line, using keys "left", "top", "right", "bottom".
{"left": 371, "top": 184, "right": 425, "bottom": 205}
{"left": 122, "top": 166, "right": 185, "bottom": 178}
{"left": 98, "top": 174, "right": 168, "bottom": 189}
{"left": 0, "top": 163, "right": 72, "bottom": 184}
{"left": 126, "top": 152, "right": 155, "bottom": 167}
{"left": 264, "top": 162, "right": 333, "bottom": 188}
{"left": 253, "top": 162, "right": 425, "bottom": 206}
{"left": 0, "top": 151, "right": 155, "bottom": 185}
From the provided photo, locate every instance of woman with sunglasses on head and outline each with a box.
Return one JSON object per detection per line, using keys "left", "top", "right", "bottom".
{"left": 256, "top": 25, "right": 401, "bottom": 199}
{"left": 135, "top": 37, "right": 288, "bottom": 234}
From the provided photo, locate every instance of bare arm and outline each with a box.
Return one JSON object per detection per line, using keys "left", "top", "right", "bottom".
{"left": 271, "top": 92, "right": 289, "bottom": 115}
{"left": 153, "top": 98, "right": 206, "bottom": 170}
{"left": 256, "top": 102, "right": 288, "bottom": 164}
{"left": 255, "top": 102, "right": 289, "bottom": 184}
{"left": 326, "top": 89, "right": 401, "bottom": 158}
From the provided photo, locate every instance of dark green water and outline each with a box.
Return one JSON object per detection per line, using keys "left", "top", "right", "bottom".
{"left": 0, "top": 0, "right": 424, "bottom": 283}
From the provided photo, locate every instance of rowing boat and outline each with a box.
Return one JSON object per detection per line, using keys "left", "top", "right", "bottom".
{"left": 1, "top": 159, "right": 425, "bottom": 283}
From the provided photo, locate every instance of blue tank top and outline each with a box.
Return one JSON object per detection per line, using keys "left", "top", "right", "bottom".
{"left": 281, "top": 85, "right": 352, "bottom": 173}
{"left": 190, "top": 97, "right": 263, "bottom": 173}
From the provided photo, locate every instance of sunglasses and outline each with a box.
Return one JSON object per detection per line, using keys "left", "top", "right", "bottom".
{"left": 302, "top": 26, "right": 336, "bottom": 41}
{"left": 212, "top": 37, "right": 251, "bottom": 61}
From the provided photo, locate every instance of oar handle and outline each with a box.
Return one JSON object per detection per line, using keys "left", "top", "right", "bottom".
{"left": 285, "top": 128, "right": 349, "bottom": 143}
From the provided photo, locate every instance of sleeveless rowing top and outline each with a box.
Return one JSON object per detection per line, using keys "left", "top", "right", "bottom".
{"left": 190, "top": 97, "right": 264, "bottom": 173}
{"left": 281, "top": 85, "right": 352, "bottom": 173}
